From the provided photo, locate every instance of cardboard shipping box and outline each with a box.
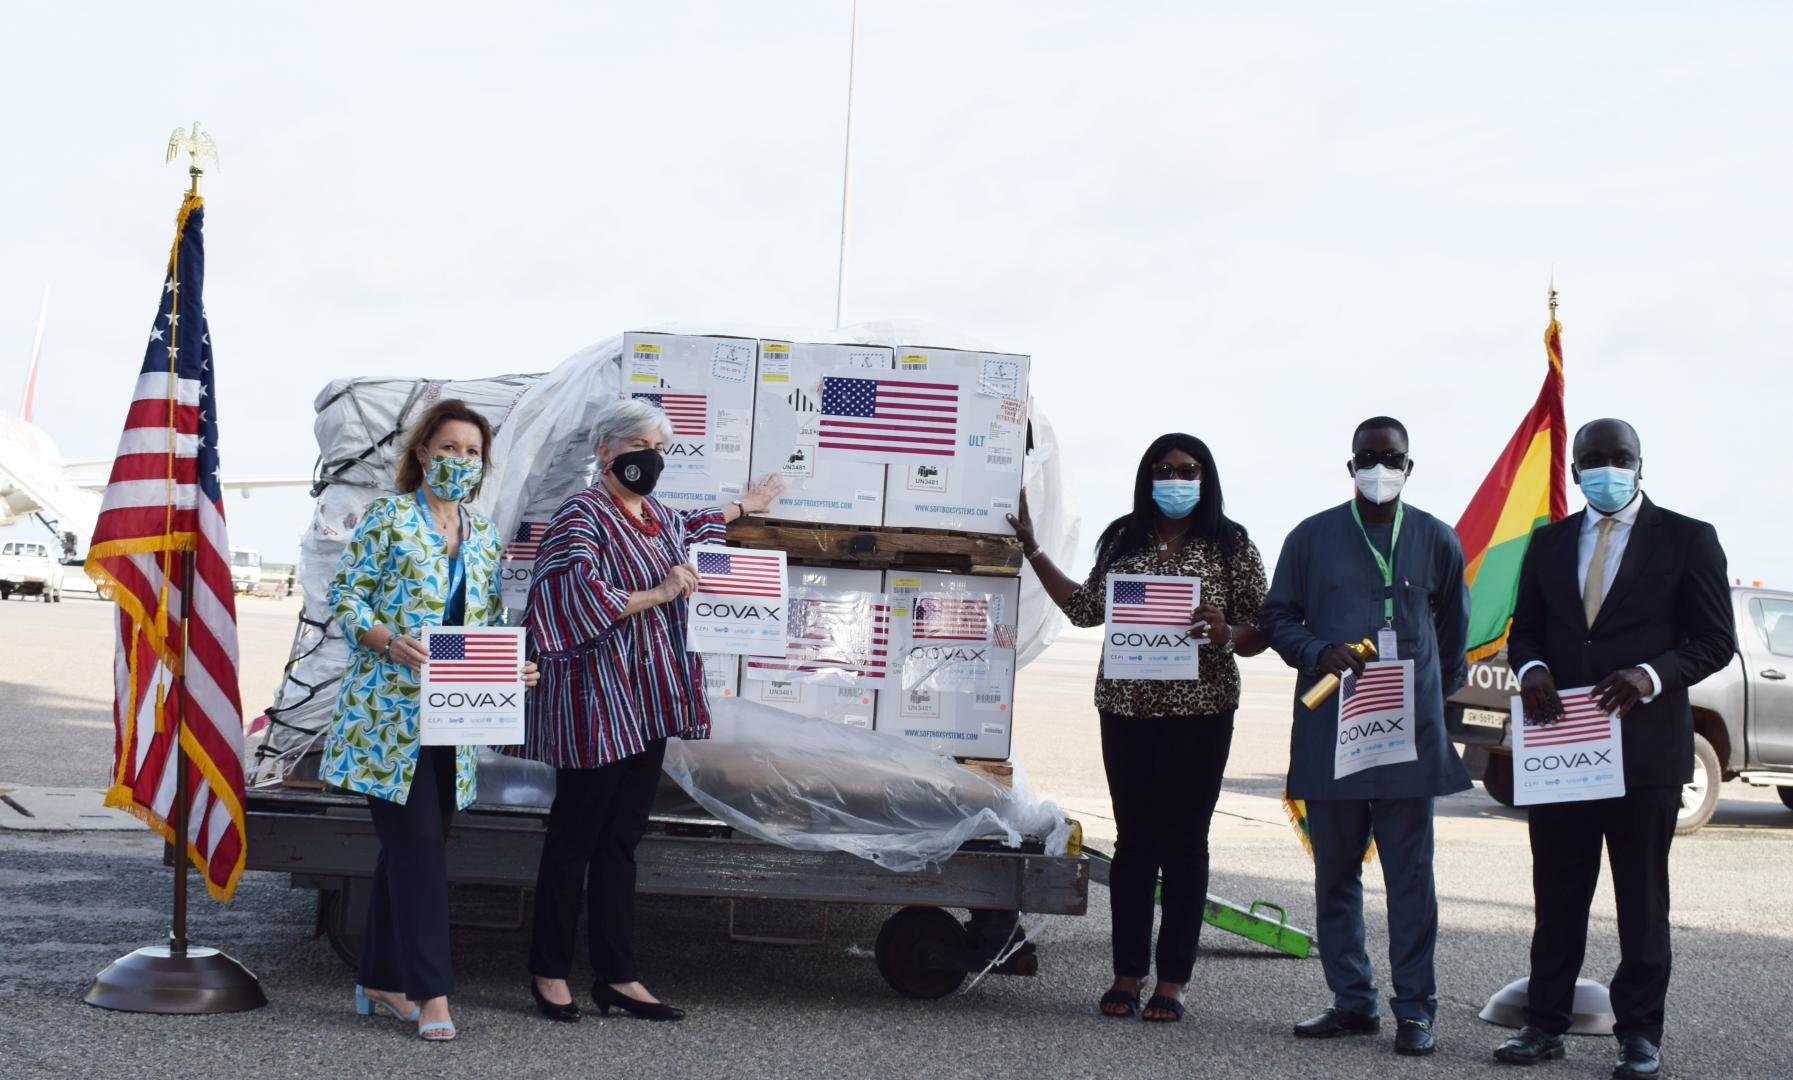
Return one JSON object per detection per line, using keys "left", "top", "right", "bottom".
{"left": 875, "top": 570, "right": 1019, "bottom": 760}
{"left": 739, "top": 565, "right": 884, "bottom": 728}
{"left": 879, "top": 347, "right": 1030, "bottom": 535}
{"left": 751, "top": 340, "right": 893, "bottom": 526}
{"left": 620, "top": 332, "right": 758, "bottom": 514}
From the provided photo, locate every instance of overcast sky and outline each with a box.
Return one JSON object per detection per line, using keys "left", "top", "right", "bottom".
{"left": 4, "top": 1, "right": 1789, "bottom": 586}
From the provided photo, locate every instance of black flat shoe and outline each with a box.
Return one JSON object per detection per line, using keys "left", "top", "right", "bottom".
{"left": 1293, "top": 1006, "right": 1380, "bottom": 1039}
{"left": 593, "top": 983, "right": 685, "bottom": 1022}
{"left": 1395, "top": 1018, "right": 1436, "bottom": 1056}
{"left": 1613, "top": 1036, "right": 1661, "bottom": 1079}
{"left": 531, "top": 982, "right": 581, "bottom": 1023}
{"left": 1098, "top": 988, "right": 1140, "bottom": 1018}
{"left": 1494, "top": 1025, "right": 1566, "bottom": 1065}
{"left": 1141, "top": 994, "right": 1185, "bottom": 1023}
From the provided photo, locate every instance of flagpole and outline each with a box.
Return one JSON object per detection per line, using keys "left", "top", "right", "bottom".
{"left": 834, "top": 0, "right": 859, "bottom": 328}
{"left": 84, "top": 129, "right": 265, "bottom": 1014}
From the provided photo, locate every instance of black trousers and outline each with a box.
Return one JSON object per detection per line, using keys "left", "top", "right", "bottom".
{"left": 1525, "top": 786, "right": 1679, "bottom": 1044}
{"left": 1099, "top": 710, "right": 1234, "bottom": 984}
{"left": 360, "top": 745, "right": 457, "bottom": 1001}
{"left": 529, "top": 739, "right": 668, "bottom": 984}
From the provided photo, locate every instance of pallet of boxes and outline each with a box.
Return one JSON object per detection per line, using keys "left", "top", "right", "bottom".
{"left": 620, "top": 331, "right": 1031, "bottom": 770}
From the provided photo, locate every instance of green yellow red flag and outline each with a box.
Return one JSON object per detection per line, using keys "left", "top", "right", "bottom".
{"left": 1454, "top": 312, "right": 1568, "bottom": 662}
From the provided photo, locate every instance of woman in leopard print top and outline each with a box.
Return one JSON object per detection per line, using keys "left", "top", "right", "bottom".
{"left": 1010, "top": 432, "right": 1267, "bottom": 1024}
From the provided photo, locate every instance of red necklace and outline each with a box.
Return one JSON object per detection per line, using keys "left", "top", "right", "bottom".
{"left": 613, "top": 493, "right": 660, "bottom": 537}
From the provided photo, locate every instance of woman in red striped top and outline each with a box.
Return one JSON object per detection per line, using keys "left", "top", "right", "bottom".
{"left": 517, "top": 397, "right": 781, "bottom": 1023}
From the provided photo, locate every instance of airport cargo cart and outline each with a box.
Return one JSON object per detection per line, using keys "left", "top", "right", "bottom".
{"left": 243, "top": 786, "right": 1088, "bottom": 1000}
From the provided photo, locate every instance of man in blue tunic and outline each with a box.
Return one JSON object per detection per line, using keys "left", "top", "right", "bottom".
{"left": 1261, "top": 416, "right": 1470, "bottom": 1058}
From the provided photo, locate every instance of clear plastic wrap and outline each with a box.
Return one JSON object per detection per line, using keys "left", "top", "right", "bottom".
{"left": 661, "top": 697, "right": 1072, "bottom": 872}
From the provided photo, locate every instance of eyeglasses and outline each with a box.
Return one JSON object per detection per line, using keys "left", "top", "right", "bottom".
{"left": 1150, "top": 463, "right": 1202, "bottom": 481}
{"left": 1352, "top": 449, "right": 1408, "bottom": 470}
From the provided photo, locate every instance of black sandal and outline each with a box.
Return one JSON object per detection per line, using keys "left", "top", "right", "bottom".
{"left": 1099, "top": 988, "right": 1141, "bottom": 1018}
{"left": 1142, "top": 994, "right": 1186, "bottom": 1023}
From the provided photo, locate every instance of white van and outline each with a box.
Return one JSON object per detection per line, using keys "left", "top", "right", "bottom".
{"left": 0, "top": 540, "right": 65, "bottom": 602}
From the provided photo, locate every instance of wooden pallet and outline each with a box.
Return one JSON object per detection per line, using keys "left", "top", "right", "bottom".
{"left": 955, "top": 759, "right": 1015, "bottom": 787}
{"left": 725, "top": 519, "right": 1023, "bottom": 576}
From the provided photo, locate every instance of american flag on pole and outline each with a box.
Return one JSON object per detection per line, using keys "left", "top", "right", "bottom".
{"left": 695, "top": 549, "right": 784, "bottom": 598}
{"left": 1521, "top": 689, "right": 1616, "bottom": 747}
{"left": 84, "top": 193, "right": 248, "bottom": 902}
{"left": 632, "top": 391, "right": 707, "bottom": 436}
{"left": 747, "top": 593, "right": 890, "bottom": 685}
{"left": 817, "top": 374, "right": 959, "bottom": 461}
{"left": 1341, "top": 662, "right": 1411, "bottom": 723}
{"left": 426, "top": 631, "right": 522, "bottom": 684}
{"left": 912, "top": 594, "right": 990, "bottom": 642}
{"left": 1109, "top": 578, "right": 1196, "bottom": 626}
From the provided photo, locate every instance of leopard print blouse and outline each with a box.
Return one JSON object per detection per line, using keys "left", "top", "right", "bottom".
{"left": 1061, "top": 531, "right": 1268, "bottom": 719}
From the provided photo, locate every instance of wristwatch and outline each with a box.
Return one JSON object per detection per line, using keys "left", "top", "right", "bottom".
{"left": 730, "top": 499, "right": 747, "bottom": 517}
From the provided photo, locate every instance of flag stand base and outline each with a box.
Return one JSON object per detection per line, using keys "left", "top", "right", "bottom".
{"left": 1478, "top": 976, "right": 1615, "bottom": 1036}
{"left": 84, "top": 944, "right": 268, "bottom": 1014}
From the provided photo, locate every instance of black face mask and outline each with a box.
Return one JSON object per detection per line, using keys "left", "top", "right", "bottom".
{"left": 609, "top": 448, "right": 664, "bottom": 495}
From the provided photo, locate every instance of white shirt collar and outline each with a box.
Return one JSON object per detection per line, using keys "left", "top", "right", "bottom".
{"left": 1581, "top": 491, "right": 1644, "bottom": 533}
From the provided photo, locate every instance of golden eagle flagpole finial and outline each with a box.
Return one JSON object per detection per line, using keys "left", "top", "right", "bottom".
{"left": 166, "top": 122, "right": 219, "bottom": 195}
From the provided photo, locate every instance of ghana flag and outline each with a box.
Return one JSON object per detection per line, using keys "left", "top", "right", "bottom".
{"left": 1454, "top": 314, "right": 1568, "bottom": 662}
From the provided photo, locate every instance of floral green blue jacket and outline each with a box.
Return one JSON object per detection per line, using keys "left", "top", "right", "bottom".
{"left": 319, "top": 492, "right": 505, "bottom": 808}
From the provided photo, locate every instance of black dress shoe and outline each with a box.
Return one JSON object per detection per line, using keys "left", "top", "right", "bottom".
{"left": 1293, "top": 1006, "right": 1381, "bottom": 1038}
{"left": 531, "top": 982, "right": 581, "bottom": 1022}
{"left": 1613, "top": 1036, "right": 1661, "bottom": 1079}
{"left": 1395, "top": 1018, "right": 1436, "bottom": 1056}
{"left": 1494, "top": 1026, "right": 1566, "bottom": 1065}
{"left": 593, "top": 983, "right": 685, "bottom": 1022}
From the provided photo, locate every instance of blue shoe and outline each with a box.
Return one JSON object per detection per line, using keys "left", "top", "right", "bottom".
{"left": 355, "top": 985, "right": 421, "bottom": 1022}
{"left": 418, "top": 1019, "right": 457, "bottom": 1041}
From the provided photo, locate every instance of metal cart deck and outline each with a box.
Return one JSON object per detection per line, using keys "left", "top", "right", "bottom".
{"left": 245, "top": 786, "right": 1088, "bottom": 999}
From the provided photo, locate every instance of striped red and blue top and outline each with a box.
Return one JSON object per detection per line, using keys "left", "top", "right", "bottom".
{"left": 509, "top": 486, "right": 727, "bottom": 769}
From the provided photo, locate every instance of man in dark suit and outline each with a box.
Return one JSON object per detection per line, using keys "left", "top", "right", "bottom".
{"left": 1493, "top": 419, "right": 1734, "bottom": 1079}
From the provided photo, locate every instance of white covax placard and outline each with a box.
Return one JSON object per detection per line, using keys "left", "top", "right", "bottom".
{"left": 1334, "top": 659, "right": 1418, "bottom": 779}
{"left": 685, "top": 544, "right": 789, "bottom": 656}
{"left": 419, "top": 626, "right": 527, "bottom": 746}
{"left": 1102, "top": 573, "right": 1201, "bottom": 681}
{"left": 1509, "top": 686, "right": 1626, "bottom": 805}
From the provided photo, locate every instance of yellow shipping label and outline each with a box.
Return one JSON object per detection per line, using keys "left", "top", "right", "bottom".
{"left": 892, "top": 577, "right": 921, "bottom": 588}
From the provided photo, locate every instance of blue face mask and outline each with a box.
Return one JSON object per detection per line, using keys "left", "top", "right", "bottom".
{"left": 1578, "top": 466, "right": 1638, "bottom": 514}
{"left": 1151, "top": 480, "right": 1201, "bottom": 519}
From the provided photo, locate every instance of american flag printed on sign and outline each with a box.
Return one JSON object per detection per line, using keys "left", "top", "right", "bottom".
{"left": 747, "top": 594, "right": 890, "bottom": 684}
{"left": 1522, "top": 690, "right": 1615, "bottom": 747}
{"left": 507, "top": 519, "right": 544, "bottom": 562}
{"left": 912, "top": 595, "right": 990, "bottom": 642}
{"left": 427, "top": 632, "right": 521, "bottom": 683}
{"left": 632, "top": 391, "right": 707, "bottom": 436}
{"left": 817, "top": 375, "right": 959, "bottom": 459}
{"left": 1109, "top": 579, "right": 1197, "bottom": 626}
{"left": 695, "top": 549, "right": 784, "bottom": 598}
{"left": 1341, "top": 663, "right": 1408, "bottom": 722}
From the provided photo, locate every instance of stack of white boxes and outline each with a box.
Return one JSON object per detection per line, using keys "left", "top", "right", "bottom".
{"left": 620, "top": 332, "right": 758, "bottom": 513}
{"left": 875, "top": 570, "right": 1019, "bottom": 760}
{"left": 879, "top": 347, "right": 1030, "bottom": 536}
{"left": 737, "top": 565, "right": 882, "bottom": 729}
{"left": 749, "top": 340, "right": 893, "bottom": 526}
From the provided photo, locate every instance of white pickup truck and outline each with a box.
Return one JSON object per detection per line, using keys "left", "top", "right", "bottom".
{"left": 0, "top": 539, "right": 65, "bottom": 602}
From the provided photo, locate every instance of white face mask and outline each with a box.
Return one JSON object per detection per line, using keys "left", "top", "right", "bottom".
{"left": 1355, "top": 464, "right": 1407, "bottom": 505}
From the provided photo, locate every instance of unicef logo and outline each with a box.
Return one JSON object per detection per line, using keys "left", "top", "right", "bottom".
{"left": 624, "top": 464, "right": 641, "bottom": 481}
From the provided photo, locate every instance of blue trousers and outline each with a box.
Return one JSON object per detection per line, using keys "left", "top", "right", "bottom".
{"left": 1306, "top": 796, "right": 1439, "bottom": 1022}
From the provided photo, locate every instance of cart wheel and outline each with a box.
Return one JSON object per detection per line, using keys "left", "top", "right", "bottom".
{"left": 875, "top": 906, "right": 967, "bottom": 1000}
{"left": 317, "top": 888, "right": 364, "bottom": 969}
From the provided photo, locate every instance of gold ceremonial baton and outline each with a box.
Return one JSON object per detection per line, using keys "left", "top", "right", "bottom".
{"left": 1299, "top": 638, "right": 1379, "bottom": 711}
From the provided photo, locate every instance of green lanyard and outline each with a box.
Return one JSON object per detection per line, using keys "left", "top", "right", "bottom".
{"left": 1349, "top": 500, "right": 1403, "bottom": 626}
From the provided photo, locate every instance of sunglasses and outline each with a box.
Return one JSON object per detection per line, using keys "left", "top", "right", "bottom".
{"left": 1352, "top": 449, "right": 1408, "bottom": 470}
{"left": 1150, "top": 463, "right": 1202, "bottom": 481}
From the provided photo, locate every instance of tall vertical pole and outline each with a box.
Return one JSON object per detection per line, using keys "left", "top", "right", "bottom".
{"left": 834, "top": 0, "right": 860, "bottom": 329}
{"left": 170, "top": 548, "right": 195, "bottom": 956}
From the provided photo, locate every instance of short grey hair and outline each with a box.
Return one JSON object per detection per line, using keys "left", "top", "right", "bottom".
{"left": 592, "top": 397, "right": 675, "bottom": 452}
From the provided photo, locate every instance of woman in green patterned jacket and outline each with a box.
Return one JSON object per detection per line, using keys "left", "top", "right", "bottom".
{"left": 320, "top": 398, "right": 538, "bottom": 1042}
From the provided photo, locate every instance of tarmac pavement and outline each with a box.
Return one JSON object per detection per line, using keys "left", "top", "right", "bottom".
{"left": 3, "top": 596, "right": 1791, "bottom": 1078}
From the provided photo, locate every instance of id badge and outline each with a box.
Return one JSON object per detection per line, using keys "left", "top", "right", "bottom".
{"left": 1377, "top": 627, "right": 1399, "bottom": 661}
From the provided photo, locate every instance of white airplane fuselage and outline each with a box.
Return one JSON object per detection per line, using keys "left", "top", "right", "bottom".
{"left": 0, "top": 414, "right": 102, "bottom": 546}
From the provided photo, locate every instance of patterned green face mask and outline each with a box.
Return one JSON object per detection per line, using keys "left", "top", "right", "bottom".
{"left": 425, "top": 454, "right": 483, "bottom": 501}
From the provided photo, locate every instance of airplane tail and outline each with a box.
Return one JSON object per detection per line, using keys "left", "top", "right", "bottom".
{"left": 20, "top": 284, "right": 49, "bottom": 421}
